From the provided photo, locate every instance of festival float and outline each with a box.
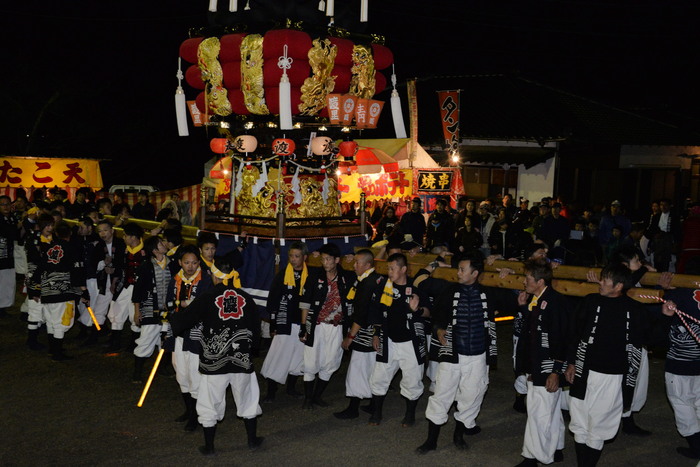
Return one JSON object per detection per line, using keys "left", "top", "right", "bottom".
{"left": 175, "top": 1, "right": 409, "bottom": 239}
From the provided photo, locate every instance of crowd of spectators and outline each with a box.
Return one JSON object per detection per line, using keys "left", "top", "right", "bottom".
{"left": 365, "top": 194, "right": 700, "bottom": 273}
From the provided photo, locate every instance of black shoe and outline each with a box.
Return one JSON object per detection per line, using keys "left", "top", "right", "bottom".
{"left": 198, "top": 445, "right": 216, "bottom": 456}
{"left": 401, "top": 398, "right": 419, "bottom": 427}
{"left": 175, "top": 393, "right": 189, "bottom": 422}
{"left": 132, "top": 356, "right": 146, "bottom": 383}
{"left": 369, "top": 395, "right": 386, "bottom": 426}
{"left": 285, "top": 375, "right": 303, "bottom": 398}
{"left": 26, "top": 328, "right": 45, "bottom": 351}
{"left": 416, "top": 421, "right": 441, "bottom": 454}
{"left": 515, "top": 458, "right": 538, "bottom": 467}
{"left": 361, "top": 400, "right": 375, "bottom": 414}
{"left": 553, "top": 449, "right": 564, "bottom": 463}
{"left": 244, "top": 418, "right": 264, "bottom": 451}
{"left": 262, "top": 379, "right": 277, "bottom": 403}
{"left": 184, "top": 396, "right": 199, "bottom": 432}
{"left": 51, "top": 339, "right": 74, "bottom": 361}
{"left": 199, "top": 426, "right": 216, "bottom": 456}
{"left": 677, "top": 446, "right": 700, "bottom": 459}
{"left": 621, "top": 415, "right": 652, "bottom": 436}
{"left": 513, "top": 393, "right": 527, "bottom": 413}
{"left": 334, "top": 398, "right": 360, "bottom": 420}
{"left": 464, "top": 425, "right": 481, "bottom": 435}
{"left": 302, "top": 380, "right": 315, "bottom": 410}
{"left": 312, "top": 378, "right": 330, "bottom": 407}
{"left": 453, "top": 420, "right": 468, "bottom": 450}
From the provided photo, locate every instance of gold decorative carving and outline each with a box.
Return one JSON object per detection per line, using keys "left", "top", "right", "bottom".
{"left": 197, "top": 37, "right": 232, "bottom": 116}
{"left": 298, "top": 38, "right": 337, "bottom": 116}
{"left": 240, "top": 34, "right": 269, "bottom": 115}
{"left": 349, "top": 44, "right": 376, "bottom": 99}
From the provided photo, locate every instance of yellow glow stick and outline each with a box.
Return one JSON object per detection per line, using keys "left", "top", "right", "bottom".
{"left": 86, "top": 306, "right": 101, "bottom": 331}
{"left": 137, "top": 348, "right": 165, "bottom": 407}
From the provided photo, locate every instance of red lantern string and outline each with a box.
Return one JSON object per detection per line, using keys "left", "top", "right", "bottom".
{"left": 638, "top": 295, "right": 700, "bottom": 345}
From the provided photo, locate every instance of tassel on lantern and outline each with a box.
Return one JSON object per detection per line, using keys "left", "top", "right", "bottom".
{"left": 390, "top": 65, "right": 407, "bottom": 139}
{"left": 234, "top": 160, "right": 244, "bottom": 196}
{"left": 321, "top": 172, "right": 330, "bottom": 203}
{"left": 278, "top": 45, "right": 293, "bottom": 130}
{"left": 229, "top": 0, "right": 237, "bottom": 12}
{"left": 291, "top": 168, "right": 302, "bottom": 204}
{"left": 209, "top": 0, "right": 218, "bottom": 12}
{"left": 360, "top": 0, "right": 368, "bottom": 22}
{"left": 175, "top": 58, "right": 189, "bottom": 137}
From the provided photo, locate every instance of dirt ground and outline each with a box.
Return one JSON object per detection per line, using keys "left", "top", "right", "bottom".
{"left": 0, "top": 295, "right": 694, "bottom": 467}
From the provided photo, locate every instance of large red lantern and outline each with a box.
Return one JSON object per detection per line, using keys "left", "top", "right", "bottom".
{"left": 272, "top": 138, "right": 296, "bottom": 156}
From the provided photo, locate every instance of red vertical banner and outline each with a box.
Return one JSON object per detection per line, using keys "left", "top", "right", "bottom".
{"left": 355, "top": 98, "right": 369, "bottom": 128}
{"left": 366, "top": 99, "right": 384, "bottom": 129}
{"left": 326, "top": 93, "right": 341, "bottom": 124}
{"left": 437, "top": 90, "right": 460, "bottom": 155}
{"left": 340, "top": 94, "right": 357, "bottom": 126}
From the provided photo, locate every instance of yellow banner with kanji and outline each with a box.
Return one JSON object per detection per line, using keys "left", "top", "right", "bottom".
{"left": 0, "top": 157, "right": 103, "bottom": 188}
{"left": 338, "top": 169, "right": 413, "bottom": 203}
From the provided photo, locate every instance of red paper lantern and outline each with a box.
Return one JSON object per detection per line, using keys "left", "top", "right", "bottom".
{"left": 263, "top": 29, "right": 312, "bottom": 60}
{"left": 219, "top": 33, "right": 247, "bottom": 62}
{"left": 263, "top": 58, "right": 310, "bottom": 87}
{"left": 272, "top": 138, "right": 296, "bottom": 156}
{"left": 338, "top": 140, "right": 358, "bottom": 159}
{"left": 227, "top": 89, "right": 250, "bottom": 115}
{"left": 195, "top": 92, "right": 207, "bottom": 114}
{"left": 329, "top": 37, "right": 354, "bottom": 66}
{"left": 222, "top": 62, "right": 242, "bottom": 89}
{"left": 210, "top": 138, "right": 229, "bottom": 154}
{"left": 333, "top": 65, "right": 352, "bottom": 93}
{"left": 180, "top": 37, "right": 204, "bottom": 64}
{"left": 311, "top": 136, "right": 334, "bottom": 156}
{"left": 185, "top": 65, "right": 206, "bottom": 90}
{"left": 374, "top": 72, "right": 387, "bottom": 95}
{"left": 233, "top": 135, "right": 258, "bottom": 153}
{"left": 371, "top": 44, "right": 394, "bottom": 70}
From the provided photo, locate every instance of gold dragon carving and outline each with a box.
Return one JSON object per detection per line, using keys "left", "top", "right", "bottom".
{"left": 298, "top": 38, "right": 338, "bottom": 116}
{"left": 240, "top": 34, "right": 269, "bottom": 115}
{"left": 197, "top": 37, "right": 232, "bottom": 116}
{"left": 349, "top": 44, "right": 376, "bottom": 99}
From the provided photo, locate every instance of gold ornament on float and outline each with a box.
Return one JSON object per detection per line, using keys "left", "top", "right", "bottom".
{"left": 299, "top": 38, "right": 337, "bottom": 116}
{"left": 349, "top": 44, "right": 376, "bottom": 99}
{"left": 197, "top": 37, "right": 232, "bottom": 116}
{"left": 240, "top": 34, "right": 270, "bottom": 115}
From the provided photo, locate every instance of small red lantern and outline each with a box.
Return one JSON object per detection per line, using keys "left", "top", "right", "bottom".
{"left": 272, "top": 138, "right": 296, "bottom": 156}
{"left": 210, "top": 138, "right": 229, "bottom": 154}
{"left": 338, "top": 140, "right": 358, "bottom": 159}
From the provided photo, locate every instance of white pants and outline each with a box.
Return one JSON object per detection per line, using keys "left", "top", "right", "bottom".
{"left": 78, "top": 279, "right": 110, "bottom": 326}
{"left": 345, "top": 350, "right": 376, "bottom": 399}
{"left": 13, "top": 242, "right": 27, "bottom": 275}
{"left": 197, "top": 372, "right": 262, "bottom": 427}
{"left": 560, "top": 387, "right": 570, "bottom": 411}
{"left": 370, "top": 338, "right": 424, "bottom": 401}
{"left": 522, "top": 381, "right": 565, "bottom": 463}
{"left": 303, "top": 323, "right": 343, "bottom": 382}
{"left": 569, "top": 370, "right": 623, "bottom": 450}
{"left": 173, "top": 336, "right": 202, "bottom": 398}
{"left": 134, "top": 324, "right": 162, "bottom": 358}
{"left": 27, "top": 299, "right": 44, "bottom": 329}
{"left": 0, "top": 268, "right": 16, "bottom": 308}
{"left": 261, "top": 324, "right": 305, "bottom": 384}
{"left": 43, "top": 301, "right": 75, "bottom": 339}
{"left": 513, "top": 335, "right": 528, "bottom": 395}
{"left": 666, "top": 372, "right": 700, "bottom": 437}
{"left": 623, "top": 347, "right": 648, "bottom": 416}
{"left": 425, "top": 353, "right": 488, "bottom": 427}
{"left": 108, "top": 286, "right": 136, "bottom": 331}
{"left": 425, "top": 334, "right": 438, "bottom": 391}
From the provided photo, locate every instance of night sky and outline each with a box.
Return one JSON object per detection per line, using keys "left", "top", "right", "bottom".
{"left": 1, "top": 1, "right": 698, "bottom": 190}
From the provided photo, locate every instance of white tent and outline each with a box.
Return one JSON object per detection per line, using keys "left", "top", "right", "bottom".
{"left": 355, "top": 138, "right": 440, "bottom": 169}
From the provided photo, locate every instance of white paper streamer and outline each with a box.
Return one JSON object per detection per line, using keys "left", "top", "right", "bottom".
{"left": 209, "top": 0, "right": 218, "bottom": 12}
{"left": 229, "top": 0, "right": 237, "bottom": 12}
{"left": 291, "top": 169, "right": 302, "bottom": 204}
{"left": 234, "top": 160, "right": 244, "bottom": 196}
{"left": 321, "top": 172, "right": 329, "bottom": 203}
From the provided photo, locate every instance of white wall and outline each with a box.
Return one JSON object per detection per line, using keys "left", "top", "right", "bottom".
{"left": 517, "top": 156, "right": 555, "bottom": 202}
